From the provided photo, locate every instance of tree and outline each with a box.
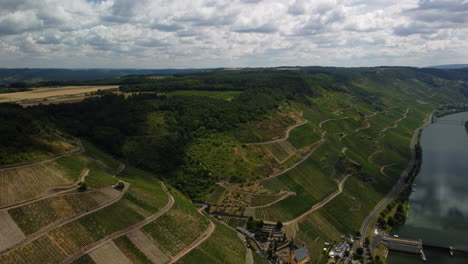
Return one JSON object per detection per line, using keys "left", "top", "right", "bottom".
{"left": 356, "top": 247, "right": 364, "bottom": 255}
{"left": 77, "top": 182, "right": 87, "bottom": 192}
{"left": 276, "top": 221, "right": 283, "bottom": 230}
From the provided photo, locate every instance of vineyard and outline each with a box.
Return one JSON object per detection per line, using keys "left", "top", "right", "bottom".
{"left": 141, "top": 192, "right": 209, "bottom": 258}
{"left": 0, "top": 162, "right": 76, "bottom": 207}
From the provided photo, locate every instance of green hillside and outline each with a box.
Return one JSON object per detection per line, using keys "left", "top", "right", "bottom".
{"left": 1, "top": 66, "right": 467, "bottom": 264}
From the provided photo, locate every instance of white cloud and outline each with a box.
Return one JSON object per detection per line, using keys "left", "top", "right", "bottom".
{"left": 0, "top": 0, "right": 466, "bottom": 68}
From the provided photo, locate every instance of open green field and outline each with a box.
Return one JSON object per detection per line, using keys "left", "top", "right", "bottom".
{"left": 287, "top": 122, "right": 321, "bottom": 149}
{"left": 176, "top": 220, "right": 245, "bottom": 264}
{"left": 165, "top": 90, "right": 242, "bottom": 101}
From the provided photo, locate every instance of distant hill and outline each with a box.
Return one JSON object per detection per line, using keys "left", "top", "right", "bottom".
{"left": 425, "top": 64, "right": 468, "bottom": 69}
{"left": 0, "top": 68, "right": 205, "bottom": 85}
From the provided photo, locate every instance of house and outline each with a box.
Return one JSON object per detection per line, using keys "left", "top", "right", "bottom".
{"left": 293, "top": 247, "right": 311, "bottom": 264}
{"left": 328, "top": 242, "right": 350, "bottom": 259}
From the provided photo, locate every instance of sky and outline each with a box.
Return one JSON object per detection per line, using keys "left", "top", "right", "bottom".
{"left": 0, "top": 0, "right": 467, "bottom": 69}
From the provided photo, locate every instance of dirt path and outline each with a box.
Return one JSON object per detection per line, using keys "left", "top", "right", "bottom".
{"left": 0, "top": 182, "right": 130, "bottom": 256}
{"left": 250, "top": 131, "right": 327, "bottom": 184}
{"left": 339, "top": 112, "right": 377, "bottom": 142}
{"left": 249, "top": 119, "right": 309, "bottom": 145}
{"left": 359, "top": 113, "right": 432, "bottom": 263}
{"left": 0, "top": 162, "right": 125, "bottom": 212}
{"left": 168, "top": 220, "right": 216, "bottom": 264}
{"left": 319, "top": 117, "right": 350, "bottom": 128}
{"left": 62, "top": 182, "right": 174, "bottom": 264}
{"left": 0, "top": 139, "right": 84, "bottom": 171}
{"left": 381, "top": 108, "right": 409, "bottom": 133}
{"left": 247, "top": 191, "right": 296, "bottom": 209}
{"left": 272, "top": 174, "right": 351, "bottom": 226}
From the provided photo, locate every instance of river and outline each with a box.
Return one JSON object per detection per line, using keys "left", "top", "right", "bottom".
{"left": 387, "top": 111, "right": 468, "bottom": 264}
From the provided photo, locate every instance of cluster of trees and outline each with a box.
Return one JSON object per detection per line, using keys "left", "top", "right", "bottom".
{"left": 377, "top": 202, "right": 407, "bottom": 230}
{"left": 31, "top": 71, "right": 313, "bottom": 199}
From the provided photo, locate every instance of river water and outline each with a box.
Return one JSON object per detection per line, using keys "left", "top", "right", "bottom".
{"left": 387, "top": 111, "right": 468, "bottom": 264}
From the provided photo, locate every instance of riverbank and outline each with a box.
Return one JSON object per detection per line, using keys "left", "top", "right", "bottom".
{"left": 387, "top": 111, "right": 468, "bottom": 263}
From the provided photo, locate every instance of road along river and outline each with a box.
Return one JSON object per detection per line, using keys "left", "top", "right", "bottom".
{"left": 388, "top": 111, "right": 468, "bottom": 264}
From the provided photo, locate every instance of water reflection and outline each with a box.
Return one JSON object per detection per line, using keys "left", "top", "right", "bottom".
{"left": 388, "top": 112, "right": 468, "bottom": 263}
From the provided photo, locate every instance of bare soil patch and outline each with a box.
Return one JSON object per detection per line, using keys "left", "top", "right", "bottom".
{"left": 89, "top": 241, "right": 131, "bottom": 264}
{"left": 127, "top": 229, "right": 170, "bottom": 264}
{"left": 0, "top": 211, "right": 26, "bottom": 251}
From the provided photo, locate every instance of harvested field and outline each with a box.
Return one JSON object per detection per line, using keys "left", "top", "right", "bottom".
{"left": 0, "top": 211, "right": 26, "bottom": 251}
{"left": 0, "top": 86, "right": 118, "bottom": 105}
{"left": 0, "top": 162, "right": 76, "bottom": 208}
{"left": 127, "top": 229, "right": 169, "bottom": 264}
{"left": 89, "top": 241, "right": 131, "bottom": 264}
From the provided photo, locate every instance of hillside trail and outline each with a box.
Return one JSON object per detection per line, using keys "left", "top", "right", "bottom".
{"left": 249, "top": 112, "right": 308, "bottom": 145}
{"left": 0, "top": 138, "right": 84, "bottom": 172}
{"left": 168, "top": 220, "right": 216, "bottom": 264}
{"left": 339, "top": 111, "right": 378, "bottom": 142}
{"left": 62, "top": 182, "right": 175, "bottom": 264}
{"left": 247, "top": 191, "right": 296, "bottom": 209}
{"left": 359, "top": 113, "right": 433, "bottom": 264}
{"left": 367, "top": 108, "right": 410, "bottom": 176}
{"left": 0, "top": 181, "right": 130, "bottom": 256}
{"left": 250, "top": 131, "right": 327, "bottom": 184}
{"left": 261, "top": 174, "right": 351, "bottom": 226}
{"left": 0, "top": 162, "right": 125, "bottom": 212}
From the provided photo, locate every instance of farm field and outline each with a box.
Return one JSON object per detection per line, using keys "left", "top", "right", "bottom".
{"left": 0, "top": 85, "right": 118, "bottom": 104}
{"left": 114, "top": 235, "right": 153, "bottom": 264}
{"left": 89, "top": 241, "right": 131, "bottom": 264}
{"left": 176, "top": 220, "right": 245, "bottom": 264}
{"left": 0, "top": 161, "right": 78, "bottom": 208}
{"left": 8, "top": 188, "right": 119, "bottom": 235}
{"left": 0, "top": 211, "right": 26, "bottom": 252}
{"left": 287, "top": 122, "right": 321, "bottom": 149}
{"left": 125, "top": 229, "right": 168, "bottom": 264}
{"left": 261, "top": 140, "right": 296, "bottom": 162}
{"left": 140, "top": 191, "right": 210, "bottom": 258}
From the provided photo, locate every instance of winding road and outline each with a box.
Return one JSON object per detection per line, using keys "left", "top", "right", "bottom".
{"left": 359, "top": 113, "right": 432, "bottom": 263}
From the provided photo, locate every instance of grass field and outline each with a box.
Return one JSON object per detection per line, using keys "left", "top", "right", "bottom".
{"left": 288, "top": 122, "right": 321, "bottom": 149}
{"left": 82, "top": 140, "right": 120, "bottom": 170}
{"left": 176, "top": 220, "right": 245, "bottom": 264}
{"left": 165, "top": 90, "right": 242, "bottom": 101}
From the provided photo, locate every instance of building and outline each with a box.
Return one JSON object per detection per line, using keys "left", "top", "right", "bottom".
{"left": 329, "top": 242, "right": 350, "bottom": 259}
{"left": 236, "top": 227, "right": 255, "bottom": 239}
{"left": 293, "top": 246, "right": 311, "bottom": 264}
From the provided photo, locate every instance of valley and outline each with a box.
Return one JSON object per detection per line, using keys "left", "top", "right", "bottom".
{"left": 0, "top": 66, "right": 467, "bottom": 264}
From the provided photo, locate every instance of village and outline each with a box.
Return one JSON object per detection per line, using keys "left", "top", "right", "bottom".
{"left": 214, "top": 214, "right": 366, "bottom": 264}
